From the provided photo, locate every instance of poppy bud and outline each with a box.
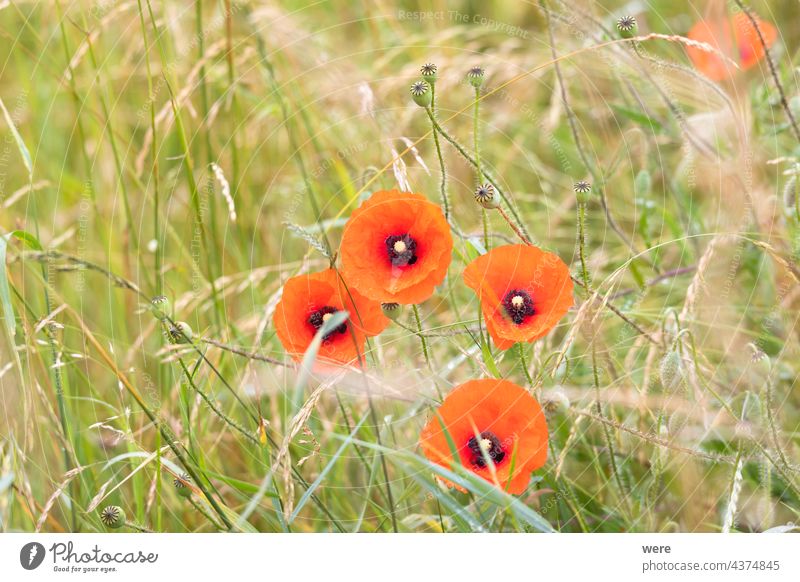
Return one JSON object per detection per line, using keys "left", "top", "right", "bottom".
{"left": 635, "top": 169, "right": 651, "bottom": 197}
{"left": 410, "top": 81, "right": 431, "bottom": 108}
{"left": 150, "top": 295, "right": 171, "bottom": 320}
{"left": 381, "top": 302, "right": 402, "bottom": 320}
{"left": 659, "top": 349, "right": 683, "bottom": 390}
{"left": 466, "top": 66, "right": 485, "bottom": 88}
{"left": 616, "top": 15, "right": 637, "bottom": 39}
{"left": 420, "top": 63, "right": 438, "bottom": 84}
{"left": 573, "top": 181, "right": 592, "bottom": 204}
{"left": 474, "top": 183, "right": 499, "bottom": 209}
{"left": 100, "top": 505, "right": 126, "bottom": 529}
{"left": 167, "top": 321, "right": 193, "bottom": 344}
{"left": 173, "top": 473, "right": 192, "bottom": 499}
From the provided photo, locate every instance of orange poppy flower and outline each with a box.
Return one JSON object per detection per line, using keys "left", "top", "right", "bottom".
{"left": 339, "top": 190, "right": 453, "bottom": 304}
{"left": 273, "top": 268, "right": 389, "bottom": 365}
{"left": 687, "top": 12, "right": 778, "bottom": 81}
{"left": 419, "top": 378, "right": 548, "bottom": 494}
{"left": 463, "top": 244, "right": 573, "bottom": 350}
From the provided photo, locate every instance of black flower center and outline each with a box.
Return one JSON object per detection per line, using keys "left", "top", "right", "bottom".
{"left": 502, "top": 289, "right": 535, "bottom": 324}
{"left": 308, "top": 306, "right": 347, "bottom": 340}
{"left": 467, "top": 431, "right": 506, "bottom": 468}
{"left": 385, "top": 233, "right": 418, "bottom": 267}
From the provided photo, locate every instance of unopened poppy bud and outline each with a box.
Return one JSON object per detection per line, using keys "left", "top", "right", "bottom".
{"left": 173, "top": 473, "right": 192, "bottom": 498}
{"left": 635, "top": 169, "right": 651, "bottom": 197}
{"left": 381, "top": 302, "right": 402, "bottom": 320}
{"left": 474, "top": 183, "right": 499, "bottom": 209}
{"left": 167, "top": 321, "right": 193, "bottom": 344}
{"left": 573, "top": 181, "right": 592, "bottom": 204}
{"left": 410, "top": 81, "right": 431, "bottom": 107}
{"left": 150, "top": 295, "right": 171, "bottom": 320}
{"left": 616, "top": 15, "right": 638, "bottom": 39}
{"left": 420, "top": 63, "right": 438, "bottom": 84}
{"left": 659, "top": 349, "right": 683, "bottom": 390}
{"left": 467, "top": 66, "right": 485, "bottom": 88}
{"left": 100, "top": 505, "right": 126, "bottom": 529}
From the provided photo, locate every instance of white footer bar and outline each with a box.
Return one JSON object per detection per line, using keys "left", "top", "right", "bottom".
{"left": 1, "top": 533, "right": 797, "bottom": 581}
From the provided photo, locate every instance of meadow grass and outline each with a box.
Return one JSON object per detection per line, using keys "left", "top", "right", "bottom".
{"left": 0, "top": 0, "right": 799, "bottom": 533}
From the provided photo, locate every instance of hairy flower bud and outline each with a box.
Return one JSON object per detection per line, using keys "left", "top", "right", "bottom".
{"left": 659, "top": 349, "right": 683, "bottom": 391}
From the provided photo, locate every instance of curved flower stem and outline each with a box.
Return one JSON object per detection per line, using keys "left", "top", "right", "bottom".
{"left": 176, "top": 356, "right": 259, "bottom": 446}
{"left": 424, "top": 109, "right": 531, "bottom": 241}
{"left": 426, "top": 99, "right": 450, "bottom": 221}
{"left": 497, "top": 206, "right": 531, "bottom": 245}
{"left": 412, "top": 304, "right": 432, "bottom": 369}
{"left": 473, "top": 87, "right": 483, "bottom": 183}
{"left": 577, "top": 202, "right": 592, "bottom": 291}
{"left": 517, "top": 342, "right": 534, "bottom": 390}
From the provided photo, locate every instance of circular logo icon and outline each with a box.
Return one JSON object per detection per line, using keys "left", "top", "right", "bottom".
{"left": 20, "top": 542, "right": 46, "bottom": 570}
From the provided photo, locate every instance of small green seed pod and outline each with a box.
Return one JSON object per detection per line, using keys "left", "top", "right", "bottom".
{"left": 616, "top": 15, "right": 638, "bottom": 39}
{"left": 173, "top": 473, "right": 193, "bottom": 499}
{"left": 466, "top": 66, "right": 485, "bottom": 88}
{"left": 167, "top": 321, "right": 193, "bottom": 344}
{"left": 381, "top": 303, "right": 402, "bottom": 321}
{"left": 748, "top": 343, "right": 771, "bottom": 377}
{"left": 634, "top": 169, "right": 652, "bottom": 197}
{"left": 100, "top": 505, "right": 126, "bottom": 530}
{"left": 410, "top": 81, "right": 431, "bottom": 108}
{"left": 573, "top": 181, "right": 592, "bottom": 204}
{"left": 474, "top": 183, "right": 499, "bottom": 209}
{"left": 150, "top": 295, "right": 171, "bottom": 321}
{"left": 659, "top": 349, "right": 683, "bottom": 391}
{"left": 420, "top": 63, "right": 438, "bottom": 84}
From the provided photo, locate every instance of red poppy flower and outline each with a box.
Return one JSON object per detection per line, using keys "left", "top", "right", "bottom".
{"left": 273, "top": 269, "right": 389, "bottom": 365}
{"left": 687, "top": 12, "right": 778, "bottom": 81}
{"left": 463, "top": 244, "right": 573, "bottom": 350}
{"left": 339, "top": 190, "right": 453, "bottom": 304}
{"left": 419, "top": 379, "right": 548, "bottom": 494}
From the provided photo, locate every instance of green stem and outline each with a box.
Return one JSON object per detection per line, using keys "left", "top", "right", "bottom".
{"left": 424, "top": 109, "right": 531, "bottom": 240}
{"left": 412, "top": 304, "right": 432, "bottom": 369}
{"left": 517, "top": 342, "right": 534, "bottom": 389}
{"left": 473, "top": 87, "right": 483, "bottom": 183}
{"left": 426, "top": 99, "right": 450, "bottom": 221}
{"left": 578, "top": 201, "right": 628, "bottom": 510}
